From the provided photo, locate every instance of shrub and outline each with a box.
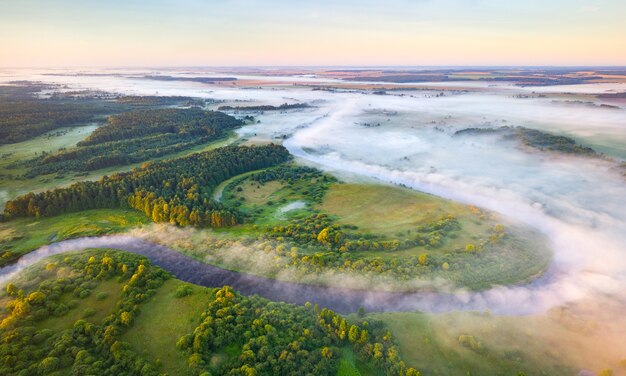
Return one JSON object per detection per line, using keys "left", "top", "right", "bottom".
{"left": 96, "top": 292, "right": 109, "bottom": 300}
{"left": 82, "top": 308, "right": 96, "bottom": 318}
{"left": 175, "top": 285, "right": 194, "bottom": 298}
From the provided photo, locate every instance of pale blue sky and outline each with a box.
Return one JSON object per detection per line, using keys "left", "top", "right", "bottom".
{"left": 1, "top": 0, "right": 624, "bottom": 66}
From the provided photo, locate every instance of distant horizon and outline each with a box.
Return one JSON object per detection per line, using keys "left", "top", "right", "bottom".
{"left": 3, "top": 65, "right": 626, "bottom": 70}
{"left": 2, "top": 1, "right": 625, "bottom": 67}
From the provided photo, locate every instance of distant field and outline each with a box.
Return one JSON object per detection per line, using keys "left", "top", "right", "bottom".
{"left": 0, "top": 126, "right": 237, "bottom": 210}
{"left": 0, "top": 125, "right": 99, "bottom": 205}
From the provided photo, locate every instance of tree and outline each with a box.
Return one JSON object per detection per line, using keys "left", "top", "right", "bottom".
{"left": 348, "top": 325, "right": 360, "bottom": 343}
{"left": 357, "top": 306, "right": 366, "bottom": 318}
{"left": 317, "top": 227, "right": 330, "bottom": 244}
{"left": 120, "top": 311, "right": 133, "bottom": 326}
{"left": 5, "top": 283, "right": 16, "bottom": 296}
{"left": 321, "top": 347, "right": 333, "bottom": 359}
{"left": 27, "top": 291, "right": 46, "bottom": 305}
{"left": 418, "top": 253, "right": 428, "bottom": 266}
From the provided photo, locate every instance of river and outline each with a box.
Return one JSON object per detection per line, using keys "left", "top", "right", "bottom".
{"left": 0, "top": 235, "right": 560, "bottom": 315}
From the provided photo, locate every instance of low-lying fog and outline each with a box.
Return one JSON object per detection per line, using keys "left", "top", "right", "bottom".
{"left": 3, "top": 69, "right": 626, "bottom": 316}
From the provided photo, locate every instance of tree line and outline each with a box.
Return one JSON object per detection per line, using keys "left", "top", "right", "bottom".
{"left": 0, "top": 99, "right": 98, "bottom": 145}
{"left": 20, "top": 108, "right": 242, "bottom": 177}
{"left": 3, "top": 144, "right": 291, "bottom": 228}
{"left": 218, "top": 103, "right": 310, "bottom": 111}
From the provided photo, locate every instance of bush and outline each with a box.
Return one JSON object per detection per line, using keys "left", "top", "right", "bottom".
{"left": 82, "top": 308, "right": 96, "bottom": 318}
{"left": 174, "top": 285, "right": 194, "bottom": 298}
{"left": 96, "top": 292, "right": 109, "bottom": 300}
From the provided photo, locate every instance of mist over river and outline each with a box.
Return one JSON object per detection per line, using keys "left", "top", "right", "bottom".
{"left": 2, "top": 68, "right": 626, "bottom": 315}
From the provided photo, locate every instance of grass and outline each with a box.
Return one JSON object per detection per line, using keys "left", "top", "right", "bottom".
{"left": 0, "top": 208, "right": 149, "bottom": 265}
{"left": 35, "top": 278, "right": 123, "bottom": 332}
{"left": 367, "top": 311, "right": 577, "bottom": 376}
{"left": 336, "top": 347, "right": 378, "bottom": 376}
{"left": 0, "top": 125, "right": 99, "bottom": 207}
{"left": 319, "top": 183, "right": 461, "bottom": 236}
{"left": 218, "top": 168, "right": 320, "bottom": 234}
{"left": 122, "top": 279, "right": 212, "bottom": 375}
{"left": 237, "top": 180, "right": 284, "bottom": 205}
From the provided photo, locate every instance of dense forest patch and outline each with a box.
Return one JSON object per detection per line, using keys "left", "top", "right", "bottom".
{"left": 0, "top": 93, "right": 107, "bottom": 145}
{"left": 19, "top": 108, "right": 242, "bottom": 177}
{"left": 454, "top": 126, "right": 598, "bottom": 156}
{"left": 218, "top": 102, "right": 311, "bottom": 111}
{"left": 114, "top": 95, "right": 203, "bottom": 106}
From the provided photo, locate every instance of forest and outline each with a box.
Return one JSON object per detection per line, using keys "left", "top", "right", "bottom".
{"left": 3, "top": 144, "right": 291, "bottom": 227}
{"left": 454, "top": 126, "right": 598, "bottom": 156}
{"left": 0, "top": 84, "right": 111, "bottom": 145}
{"left": 114, "top": 96, "right": 202, "bottom": 106}
{"left": 217, "top": 103, "right": 310, "bottom": 111}
{"left": 19, "top": 108, "right": 242, "bottom": 177}
{"left": 0, "top": 250, "right": 420, "bottom": 375}
{"left": 142, "top": 75, "right": 237, "bottom": 84}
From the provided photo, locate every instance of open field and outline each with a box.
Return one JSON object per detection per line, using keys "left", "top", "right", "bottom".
{"left": 319, "top": 183, "right": 495, "bottom": 252}
{"left": 123, "top": 279, "right": 211, "bottom": 375}
{"left": 320, "top": 183, "right": 466, "bottom": 236}
{"left": 0, "top": 208, "right": 149, "bottom": 265}
{"left": 369, "top": 304, "right": 626, "bottom": 376}
{"left": 34, "top": 278, "right": 124, "bottom": 333}
{"left": 365, "top": 311, "right": 569, "bottom": 376}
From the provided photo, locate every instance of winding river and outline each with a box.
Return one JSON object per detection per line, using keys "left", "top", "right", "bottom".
{"left": 0, "top": 235, "right": 560, "bottom": 315}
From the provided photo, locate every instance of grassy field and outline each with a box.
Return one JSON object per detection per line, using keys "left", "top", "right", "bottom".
{"left": 319, "top": 183, "right": 468, "bottom": 237}
{"left": 122, "top": 279, "right": 212, "bottom": 375}
{"left": 218, "top": 166, "right": 320, "bottom": 234}
{"left": 0, "top": 208, "right": 149, "bottom": 265}
{"left": 337, "top": 347, "right": 378, "bottom": 376}
{"left": 367, "top": 311, "right": 575, "bottom": 376}
{"left": 237, "top": 180, "right": 285, "bottom": 205}
{"left": 319, "top": 183, "right": 496, "bottom": 254}
{"left": 35, "top": 278, "right": 124, "bottom": 333}
{"left": 225, "top": 179, "right": 504, "bottom": 256}
{"left": 0, "top": 124, "right": 99, "bottom": 206}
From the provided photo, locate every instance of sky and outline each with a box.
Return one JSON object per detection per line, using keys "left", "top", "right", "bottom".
{"left": 0, "top": 0, "right": 625, "bottom": 67}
